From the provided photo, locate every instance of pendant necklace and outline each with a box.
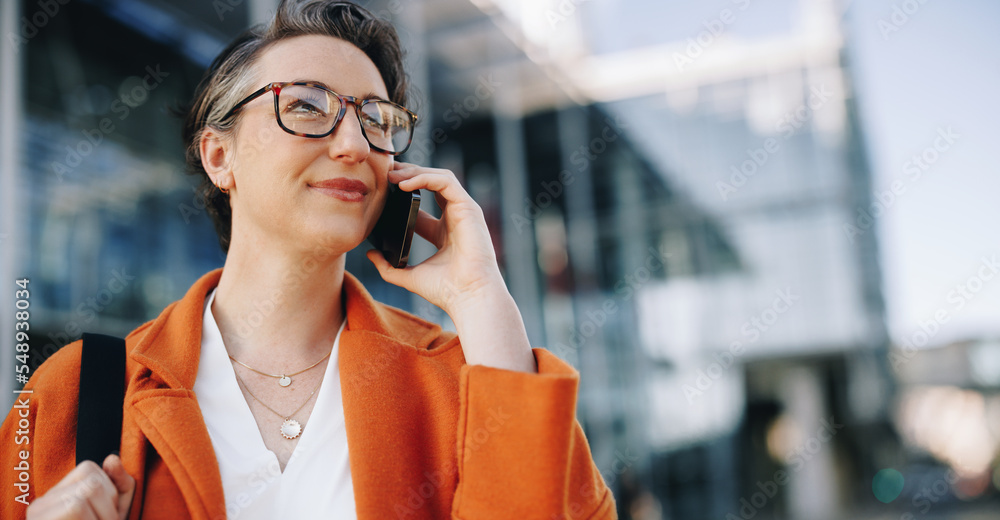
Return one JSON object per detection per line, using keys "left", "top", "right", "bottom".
{"left": 229, "top": 350, "right": 332, "bottom": 388}
{"left": 232, "top": 369, "right": 323, "bottom": 440}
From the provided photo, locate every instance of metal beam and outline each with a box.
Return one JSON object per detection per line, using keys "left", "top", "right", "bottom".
{"left": 493, "top": 47, "right": 544, "bottom": 346}
{"left": 1, "top": 0, "right": 25, "bottom": 412}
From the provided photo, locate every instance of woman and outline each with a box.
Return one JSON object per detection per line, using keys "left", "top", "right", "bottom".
{"left": 1, "top": 1, "right": 617, "bottom": 519}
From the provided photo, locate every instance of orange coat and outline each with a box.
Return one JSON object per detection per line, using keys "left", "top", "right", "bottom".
{"left": 2, "top": 268, "right": 617, "bottom": 519}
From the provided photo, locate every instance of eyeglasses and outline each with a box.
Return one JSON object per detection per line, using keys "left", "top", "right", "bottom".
{"left": 222, "top": 81, "right": 418, "bottom": 156}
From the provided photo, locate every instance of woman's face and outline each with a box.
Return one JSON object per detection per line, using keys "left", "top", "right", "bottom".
{"left": 226, "top": 34, "right": 393, "bottom": 256}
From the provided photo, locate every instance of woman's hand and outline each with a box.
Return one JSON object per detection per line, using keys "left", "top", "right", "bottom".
{"left": 366, "top": 162, "right": 504, "bottom": 315}
{"left": 26, "top": 454, "right": 134, "bottom": 520}
{"left": 366, "top": 162, "right": 536, "bottom": 373}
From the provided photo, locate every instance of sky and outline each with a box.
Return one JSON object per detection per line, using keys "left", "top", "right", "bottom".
{"left": 846, "top": 0, "right": 1000, "bottom": 346}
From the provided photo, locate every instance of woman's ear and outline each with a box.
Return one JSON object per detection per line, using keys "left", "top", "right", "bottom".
{"left": 200, "top": 127, "right": 234, "bottom": 191}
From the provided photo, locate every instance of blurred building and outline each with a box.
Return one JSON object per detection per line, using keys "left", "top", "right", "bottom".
{"left": 420, "top": 0, "right": 896, "bottom": 518}
{"left": 5, "top": 0, "right": 996, "bottom": 519}
{"left": 2, "top": 0, "right": 258, "bottom": 383}
{"left": 402, "top": 0, "right": 903, "bottom": 515}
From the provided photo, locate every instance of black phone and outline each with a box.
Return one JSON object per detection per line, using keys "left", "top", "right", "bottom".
{"left": 367, "top": 183, "right": 421, "bottom": 268}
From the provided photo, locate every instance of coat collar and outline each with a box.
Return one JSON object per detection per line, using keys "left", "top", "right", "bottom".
{"left": 122, "top": 268, "right": 459, "bottom": 519}
{"left": 127, "top": 268, "right": 447, "bottom": 390}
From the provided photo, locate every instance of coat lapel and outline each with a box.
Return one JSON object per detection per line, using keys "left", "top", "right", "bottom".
{"left": 128, "top": 390, "right": 226, "bottom": 519}
{"left": 338, "top": 274, "right": 463, "bottom": 519}
{"left": 125, "top": 269, "right": 226, "bottom": 520}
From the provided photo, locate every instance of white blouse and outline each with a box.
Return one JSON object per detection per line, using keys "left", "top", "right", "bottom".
{"left": 193, "top": 289, "right": 356, "bottom": 519}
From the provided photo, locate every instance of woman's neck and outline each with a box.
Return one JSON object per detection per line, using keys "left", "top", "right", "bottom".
{"left": 210, "top": 237, "right": 348, "bottom": 371}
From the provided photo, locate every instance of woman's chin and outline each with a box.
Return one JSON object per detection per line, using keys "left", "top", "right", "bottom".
{"left": 299, "top": 222, "right": 368, "bottom": 253}
{"left": 237, "top": 214, "right": 371, "bottom": 257}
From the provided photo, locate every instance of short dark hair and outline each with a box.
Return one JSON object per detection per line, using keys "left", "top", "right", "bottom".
{"left": 182, "top": 0, "right": 410, "bottom": 253}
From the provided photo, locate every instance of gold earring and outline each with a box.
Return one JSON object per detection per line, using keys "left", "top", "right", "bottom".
{"left": 216, "top": 183, "right": 229, "bottom": 195}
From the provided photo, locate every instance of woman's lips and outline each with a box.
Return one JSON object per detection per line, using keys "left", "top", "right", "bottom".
{"left": 309, "top": 178, "right": 369, "bottom": 202}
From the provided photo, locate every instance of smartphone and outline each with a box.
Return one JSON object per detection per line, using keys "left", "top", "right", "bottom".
{"left": 367, "top": 183, "right": 421, "bottom": 268}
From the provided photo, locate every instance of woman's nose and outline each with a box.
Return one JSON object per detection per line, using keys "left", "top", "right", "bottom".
{"left": 328, "top": 105, "right": 371, "bottom": 162}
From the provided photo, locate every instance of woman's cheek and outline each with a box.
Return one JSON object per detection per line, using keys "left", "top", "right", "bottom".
{"left": 367, "top": 190, "right": 389, "bottom": 233}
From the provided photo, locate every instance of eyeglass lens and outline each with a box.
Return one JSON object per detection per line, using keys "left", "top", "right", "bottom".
{"left": 277, "top": 84, "right": 412, "bottom": 154}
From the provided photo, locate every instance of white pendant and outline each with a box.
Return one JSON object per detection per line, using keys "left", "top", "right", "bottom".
{"left": 278, "top": 376, "right": 292, "bottom": 387}
{"left": 280, "top": 419, "right": 302, "bottom": 439}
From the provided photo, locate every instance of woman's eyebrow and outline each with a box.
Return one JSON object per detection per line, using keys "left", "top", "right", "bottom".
{"left": 291, "top": 79, "right": 388, "bottom": 101}
{"left": 360, "top": 91, "right": 389, "bottom": 102}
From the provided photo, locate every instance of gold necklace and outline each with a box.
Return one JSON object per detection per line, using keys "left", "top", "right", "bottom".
{"left": 228, "top": 350, "right": 331, "bottom": 388}
{"left": 233, "top": 369, "right": 323, "bottom": 440}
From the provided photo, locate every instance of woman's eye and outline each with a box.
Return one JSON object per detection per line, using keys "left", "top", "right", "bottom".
{"left": 287, "top": 100, "right": 325, "bottom": 116}
{"left": 363, "top": 117, "right": 389, "bottom": 132}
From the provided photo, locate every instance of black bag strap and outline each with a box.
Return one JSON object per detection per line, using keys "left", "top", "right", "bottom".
{"left": 76, "top": 333, "right": 126, "bottom": 465}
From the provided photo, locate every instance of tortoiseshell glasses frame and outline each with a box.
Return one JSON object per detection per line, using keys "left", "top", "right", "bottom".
{"left": 221, "top": 81, "right": 418, "bottom": 156}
